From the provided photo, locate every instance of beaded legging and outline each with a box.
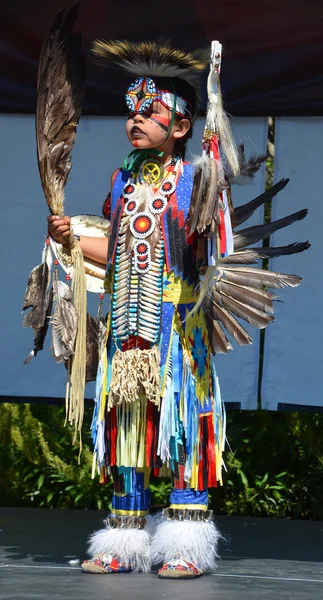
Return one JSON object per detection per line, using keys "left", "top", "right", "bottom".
{"left": 110, "top": 466, "right": 208, "bottom": 517}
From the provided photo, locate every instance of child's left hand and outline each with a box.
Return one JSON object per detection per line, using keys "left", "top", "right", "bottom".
{"left": 47, "top": 215, "right": 72, "bottom": 247}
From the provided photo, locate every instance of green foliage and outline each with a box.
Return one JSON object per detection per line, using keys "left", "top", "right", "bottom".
{"left": 1, "top": 403, "right": 323, "bottom": 519}
{"left": 215, "top": 410, "right": 323, "bottom": 519}
{"left": 0, "top": 403, "right": 112, "bottom": 510}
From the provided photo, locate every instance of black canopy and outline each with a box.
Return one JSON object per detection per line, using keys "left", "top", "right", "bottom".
{"left": 1, "top": 0, "right": 322, "bottom": 116}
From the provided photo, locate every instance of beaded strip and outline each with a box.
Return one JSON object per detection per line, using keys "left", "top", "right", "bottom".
{"left": 163, "top": 508, "right": 214, "bottom": 522}
{"left": 104, "top": 516, "right": 147, "bottom": 530}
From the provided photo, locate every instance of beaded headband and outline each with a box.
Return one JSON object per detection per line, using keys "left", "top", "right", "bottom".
{"left": 125, "top": 77, "right": 192, "bottom": 118}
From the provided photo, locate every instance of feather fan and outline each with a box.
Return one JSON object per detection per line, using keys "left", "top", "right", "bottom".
{"left": 36, "top": 5, "right": 85, "bottom": 217}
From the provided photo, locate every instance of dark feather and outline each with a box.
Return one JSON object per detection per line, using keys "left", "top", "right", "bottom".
{"left": 36, "top": 5, "right": 85, "bottom": 217}
{"left": 234, "top": 209, "right": 308, "bottom": 250}
{"left": 197, "top": 158, "right": 218, "bottom": 235}
{"left": 219, "top": 292, "right": 274, "bottom": 329}
{"left": 24, "top": 287, "right": 54, "bottom": 364}
{"left": 233, "top": 144, "right": 267, "bottom": 180}
{"left": 52, "top": 281, "right": 78, "bottom": 363}
{"left": 85, "top": 315, "right": 106, "bottom": 383}
{"left": 22, "top": 262, "right": 50, "bottom": 329}
{"left": 211, "top": 291, "right": 253, "bottom": 346}
{"left": 216, "top": 280, "right": 276, "bottom": 313}
{"left": 205, "top": 311, "right": 233, "bottom": 354}
{"left": 220, "top": 242, "right": 311, "bottom": 264}
{"left": 187, "top": 158, "right": 208, "bottom": 236}
{"left": 234, "top": 179, "right": 289, "bottom": 226}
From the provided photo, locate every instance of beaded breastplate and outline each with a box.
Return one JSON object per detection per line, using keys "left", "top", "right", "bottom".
{"left": 111, "top": 157, "right": 181, "bottom": 346}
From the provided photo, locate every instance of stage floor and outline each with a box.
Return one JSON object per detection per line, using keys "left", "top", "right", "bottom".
{"left": 1, "top": 507, "right": 322, "bottom": 599}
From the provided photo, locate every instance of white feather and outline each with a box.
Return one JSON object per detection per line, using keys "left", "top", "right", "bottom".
{"left": 151, "top": 517, "right": 221, "bottom": 571}
{"left": 87, "top": 518, "right": 154, "bottom": 573}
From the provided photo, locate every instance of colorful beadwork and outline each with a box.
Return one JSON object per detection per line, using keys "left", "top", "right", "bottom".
{"left": 149, "top": 195, "right": 167, "bottom": 214}
{"left": 82, "top": 555, "right": 132, "bottom": 574}
{"left": 134, "top": 240, "right": 151, "bottom": 274}
{"left": 126, "top": 77, "right": 157, "bottom": 113}
{"left": 123, "top": 183, "right": 136, "bottom": 199}
{"left": 158, "top": 558, "right": 203, "bottom": 579}
{"left": 124, "top": 198, "right": 139, "bottom": 215}
{"left": 129, "top": 212, "right": 155, "bottom": 239}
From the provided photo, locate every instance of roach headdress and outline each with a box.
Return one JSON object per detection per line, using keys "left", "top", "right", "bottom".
{"left": 92, "top": 39, "right": 209, "bottom": 85}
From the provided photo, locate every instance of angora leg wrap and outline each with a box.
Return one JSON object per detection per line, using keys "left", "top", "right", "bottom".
{"left": 87, "top": 517, "right": 153, "bottom": 573}
{"left": 151, "top": 516, "right": 221, "bottom": 572}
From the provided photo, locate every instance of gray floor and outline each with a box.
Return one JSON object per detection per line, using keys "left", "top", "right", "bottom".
{"left": 1, "top": 507, "right": 323, "bottom": 599}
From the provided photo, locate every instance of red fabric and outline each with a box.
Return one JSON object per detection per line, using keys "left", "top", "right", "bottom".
{"left": 102, "top": 192, "right": 111, "bottom": 219}
{"left": 110, "top": 407, "right": 117, "bottom": 466}
{"left": 219, "top": 206, "right": 226, "bottom": 254}
{"left": 206, "top": 414, "right": 217, "bottom": 487}
{"left": 121, "top": 335, "right": 151, "bottom": 351}
{"left": 145, "top": 401, "right": 154, "bottom": 467}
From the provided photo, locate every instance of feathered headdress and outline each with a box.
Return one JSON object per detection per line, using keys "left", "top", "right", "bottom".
{"left": 92, "top": 39, "right": 209, "bottom": 85}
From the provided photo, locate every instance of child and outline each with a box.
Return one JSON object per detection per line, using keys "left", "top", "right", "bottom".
{"left": 48, "top": 40, "right": 308, "bottom": 578}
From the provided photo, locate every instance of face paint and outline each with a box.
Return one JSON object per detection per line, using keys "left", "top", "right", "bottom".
{"left": 149, "top": 115, "right": 170, "bottom": 132}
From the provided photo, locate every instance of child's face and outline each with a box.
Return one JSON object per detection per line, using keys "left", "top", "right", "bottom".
{"left": 126, "top": 100, "right": 179, "bottom": 150}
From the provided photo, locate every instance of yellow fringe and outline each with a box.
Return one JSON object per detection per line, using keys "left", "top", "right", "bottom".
{"left": 115, "top": 397, "right": 148, "bottom": 467}
{"left": 65, "top": 241, "right": 87, "bottom": 460}
{"left": 109, "top": 345, "right": 161, "bottom": 408}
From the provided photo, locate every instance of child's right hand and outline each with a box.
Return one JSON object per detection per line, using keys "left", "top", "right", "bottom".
{"left": 47, "top": 215, "right": 72, "bottom": 247}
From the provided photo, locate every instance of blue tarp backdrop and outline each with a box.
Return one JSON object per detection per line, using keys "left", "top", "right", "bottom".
{"left": 0, "top": 114, "right": 322, "bottom": 410}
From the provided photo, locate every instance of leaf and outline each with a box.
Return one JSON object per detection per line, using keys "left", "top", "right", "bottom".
{"left": 37, "top": 474, "right": 45, "bottom": 489}
{"left": 47, "top": 492, "right": 55, "bottom": 503}
{"left": 237, "top": 468, "right": 249, "bottom": 487}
